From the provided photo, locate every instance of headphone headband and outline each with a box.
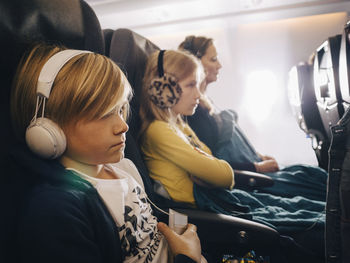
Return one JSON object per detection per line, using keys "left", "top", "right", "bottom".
{"left": 26, "top": 48, "right": 91, "bottom": 159}
{"left": 157, "top": 50, "right": 166, "bottom": 77}
{"left": 37, "top": 49, "right": 91, "bottom": 98}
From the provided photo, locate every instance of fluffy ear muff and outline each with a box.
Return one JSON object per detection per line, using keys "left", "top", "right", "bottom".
{"left": 26, "top": 117, "right": 67, "bottom": 159}
{"left": 148, "top": 50, "right": 182, "bottom": 109}
{"left": 148, "top": 73, "right": 182, "bottom": 109}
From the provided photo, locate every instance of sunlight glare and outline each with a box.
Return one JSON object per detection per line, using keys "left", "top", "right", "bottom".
{"left": 244, "top": 70, "right": 279, "bottom": 123}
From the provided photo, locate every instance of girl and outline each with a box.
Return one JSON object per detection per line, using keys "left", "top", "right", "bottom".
{"left": 179, "top": 35, "right": 328, "bottom": 202}
{"left": 10, "top": 43, "right": 204, "bottom": 263}
{"left": 140, "top": 49, "right": 326, "bottom": 261}
{"left": 139, "top": 49, "right": 234, "bottom": 205}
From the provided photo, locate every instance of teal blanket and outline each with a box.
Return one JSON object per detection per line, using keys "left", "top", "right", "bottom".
{"left": 215, "top": 110, "right": 328, "bottom": 201}
{"left": 193, "top": 184, "right": 325, "bottom": 232}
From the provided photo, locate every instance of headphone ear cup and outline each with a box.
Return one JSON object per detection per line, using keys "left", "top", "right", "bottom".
{"left": 25, "top": 117, "right": 67, "bottom": 159}
{"left": 148, "top": 73, "right": 182, "bottom": 108}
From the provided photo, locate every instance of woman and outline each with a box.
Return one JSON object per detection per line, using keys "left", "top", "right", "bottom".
{"left": 179, "top": 35, "right": 328, "bottom": 202}
{"left": 140, "top": 49, "right": 325, "bottom": 261}
{"left": 10, "top": 43, "right": 205, "bottom": 263}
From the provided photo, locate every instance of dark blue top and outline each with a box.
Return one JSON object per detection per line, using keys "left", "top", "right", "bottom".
{"left": 187, "top": 105, "right": 258, "bottom": 171}
{"left": 3, "top": 145, "right": 196, "bottom": 263}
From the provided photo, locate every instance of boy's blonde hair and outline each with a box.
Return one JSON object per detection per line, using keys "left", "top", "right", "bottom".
{"left": 139, "top": 49, "right": 203, "bottom": 137}
{"left": 11, "top": 43, "right": 132, "bottom": 141}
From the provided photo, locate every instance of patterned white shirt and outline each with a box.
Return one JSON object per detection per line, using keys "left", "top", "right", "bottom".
{"left": 68, "top": 158, "right": 169, "bottom": 263}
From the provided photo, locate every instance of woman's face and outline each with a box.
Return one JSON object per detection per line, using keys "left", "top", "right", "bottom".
{"left": 171, "top": 71, "right": 201, "bottom": 116}
{"left": 200, "top": 43, "right": 222, "bottom": 84}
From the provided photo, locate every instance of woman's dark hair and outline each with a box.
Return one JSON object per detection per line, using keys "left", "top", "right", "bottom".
{"left": 179, "top": 35, "right": 213, "bottom": 58}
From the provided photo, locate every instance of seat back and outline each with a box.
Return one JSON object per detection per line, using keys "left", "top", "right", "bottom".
{"left": 314, "top": 34, "right": 343, "bottom": 140}
{"left": 288, "top": 62, "right": 329, "bottom": 169}
{"left": 326, "top": 21, "right": 350, "bottom": 263}
{"left": 0, "top": 1, "right": 104, "bottom": 261}
{"left": 326, "top": 107, "right": 350, "bottom": 263}
{"left": 103, "top": 29, "right": 114, "bottom": 58}
{"left": 339, "top": 22, "right": 350, "bottom": 111}
{"left": 0, "top": 0, "right": 104, "bottom": 167}
{"left": 106, "top": 28, "right": 159, "bottom": 136}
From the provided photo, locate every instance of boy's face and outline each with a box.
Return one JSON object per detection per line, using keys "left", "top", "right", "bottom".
{"left": 62, "top": 100, "right": 129, "bottom": 166}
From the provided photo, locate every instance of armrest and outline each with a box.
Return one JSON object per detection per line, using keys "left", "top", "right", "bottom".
{"left": 153, "top": 196, "right": 283, "bottom": 260}
{"left": 174, "top": 208, "right": 280, "bottom": 258}
{"left": 233, "top": 169, "right": 274, "bottom": 189}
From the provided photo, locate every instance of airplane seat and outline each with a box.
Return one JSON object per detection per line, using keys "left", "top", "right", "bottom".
{"left": 103, "top": 29, "right": 114, "bottom": 59}
{"left": 103, "top": 28, "right": 312, "bottom": 262}
{"left": 0, "top": 0, "right": 104, "bottom": 262}
{"left": 313, "top": 34, "right": 343, "bottom": 142}
{"left": 339, "top": 22, "right": 350, "bottom": 112}
{"left": 107, "top": 27, "right": 159, "bottom": 139}
{"left": 325, "top": 21, "right": 350, "bottom": 263}
{"left": 288, "top": 62, "right": 329, "bottom": 170}
{"left": 326, "top": 108, "right": 350, "bottom": 263}
{"left": 0, "top": 0, "right": 105, "bottom": 167}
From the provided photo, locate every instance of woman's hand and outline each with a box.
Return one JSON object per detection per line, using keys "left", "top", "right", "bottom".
{"left": 254, "top": 159, "right": 279, "bottom": 173}
{"left": 257, "top": 153, "right": 275, "bottom": 161}
{"left": 158, "top": 222, "right": 205, "bottom": 263}
{"left": 259, "top": 154, "right": 275, "bottom": 161}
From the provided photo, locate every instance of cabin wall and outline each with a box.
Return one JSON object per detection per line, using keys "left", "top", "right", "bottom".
{"left": 92, "top": 1, "right": 350, "bottom": 165}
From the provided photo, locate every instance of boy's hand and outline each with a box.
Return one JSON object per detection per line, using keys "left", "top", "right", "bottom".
{"left": 158, "top": 222, "right": 204, "bottom": 263}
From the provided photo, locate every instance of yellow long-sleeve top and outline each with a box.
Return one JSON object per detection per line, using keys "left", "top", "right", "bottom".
{"left": 141, "top": 120, "right": 235, "bottom": 204}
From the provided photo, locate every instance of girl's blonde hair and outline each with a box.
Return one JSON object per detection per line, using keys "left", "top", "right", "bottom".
{"left": 11, "top": 43, "right": 132, "bottom": 141}
{"left": 139, "top": 49, "right": 203, "bottom": 137}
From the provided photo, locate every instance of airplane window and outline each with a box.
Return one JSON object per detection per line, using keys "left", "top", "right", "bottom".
{"left": 287, "top": 66, "right": 301, "bottom": 107}
{"left": 244, "top": 70, "right": 278, "bottom": 123}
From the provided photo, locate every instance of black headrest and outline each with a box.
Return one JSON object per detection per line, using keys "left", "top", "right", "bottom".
{"left": 0, "top": 1, "right": 105, "bottom": 261}
{"left": 106, "top": 28, "right": 159, "bottom": 133}
{"left": 103, "top": 29, "right": 114, "bottom": 58}
{"left": 0, "top": 0, "right": 104, "bottom": 163}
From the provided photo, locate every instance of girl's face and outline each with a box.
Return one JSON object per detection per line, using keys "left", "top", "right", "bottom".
{"left": 62, "top": 99, "right": 129, "bottom": 167}
{"left": 171, "top": 71, "right": 201, "bottom": 116}
{"left": 200, "top": 43, "right": 222, "bottom": 84}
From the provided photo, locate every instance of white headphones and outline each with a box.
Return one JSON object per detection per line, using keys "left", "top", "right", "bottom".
{"left": 25, "top": 49, "right": 91, "bottom": 159}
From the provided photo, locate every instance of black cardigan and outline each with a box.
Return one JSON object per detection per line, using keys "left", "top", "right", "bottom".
{"left": 187, "top": 105, "right": 256, "bottom": 172}
{"left": 4, "top": 145, "right": 195, "bottom": 263}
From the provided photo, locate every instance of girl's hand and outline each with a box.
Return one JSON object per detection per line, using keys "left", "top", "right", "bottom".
{"left": 158, "top": 222, "right": 205, "bottom": 263}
